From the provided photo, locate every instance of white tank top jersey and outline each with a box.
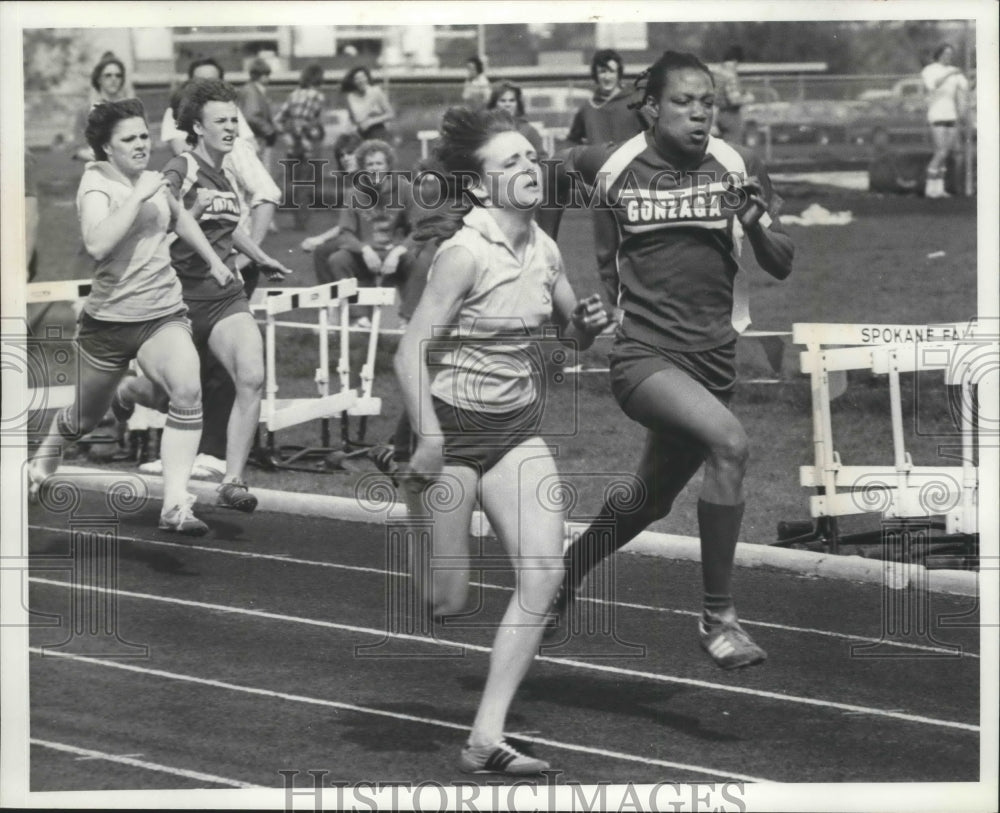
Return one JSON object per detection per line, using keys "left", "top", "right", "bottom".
{"left": 76, "top": 162, "right": 185, "bottom": 322}
{"left": 922, "top": 63, "right": 969, "bottom": 123}
{"left": 428, "top": 207, "right": 564, "bottom": 414}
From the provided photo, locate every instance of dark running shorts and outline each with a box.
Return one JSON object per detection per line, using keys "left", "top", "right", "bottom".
{"left": 77, "top": 309, "right": 190, "bottom": 373}
{"left": 609, "top": 335, "right": 737, "bottom": 409}
{"left": 185, "top": 290, "right": 252, "bottom": 348}
{"left": 392, "top": 396, "right": 546, "bottom": 476}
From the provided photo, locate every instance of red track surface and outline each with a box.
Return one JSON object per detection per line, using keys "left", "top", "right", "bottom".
{"left": 24, "top": 489, "right": 980, "bottom": 790}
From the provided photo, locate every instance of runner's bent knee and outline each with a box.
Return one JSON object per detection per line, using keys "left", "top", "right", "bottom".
{"left": 707, "top": 425, "right": 749, "bottom": 473}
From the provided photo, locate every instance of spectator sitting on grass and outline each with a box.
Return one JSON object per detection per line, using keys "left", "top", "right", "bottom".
{"left": 300, "top": 132, "right": 362, "bottom": 286}
{"left": 867, "top": 128, "right": 923, "bottom": 195}
{"left": 318, "top": 139, "right": 415, "bottom": 329}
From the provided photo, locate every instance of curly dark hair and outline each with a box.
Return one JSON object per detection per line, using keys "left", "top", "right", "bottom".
{"left": 412, "top": 107, "right": 520, "bottom": 242}
{"left": 590, "top": 49, "right": 624, "bottom": 82}
{"left": 487, "top": 83, "right": 526, "bottom": 117}
{"left": 632, "top": 50, "right": 714, "bottom": 109}
{"left": 85, "top": 98, "right": 147, "bottom": 161}
{"left": 174, "top": 78, "right": 239, "bottom": 146}
{"left": 90, "top": 56, "right": 126, "bottom": 93}
{"left": 300, "top": 64, "right": 325, "bottom": 89}
{"left": 341, "top": 66, "right": 372, "bottom": 95}
{"left": 188, "top": 57, "right": 224, "bottom": 80}
{"left": 434, "top": 106, "right": 518, "bottom": 181}
{"left": 932, "top": 43, "right": 955, "bottom": 61}
{"left": 355, "top": 138, "right": 395, "bottom": 170}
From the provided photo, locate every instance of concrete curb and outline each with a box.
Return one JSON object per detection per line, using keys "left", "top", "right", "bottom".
{"left": 57, "top": 467, "right": 978, "bottom": 597}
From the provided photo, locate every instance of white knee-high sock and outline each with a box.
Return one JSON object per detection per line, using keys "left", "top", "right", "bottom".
{"left": 161, "top": 403, "right": 202, "bottom": 508}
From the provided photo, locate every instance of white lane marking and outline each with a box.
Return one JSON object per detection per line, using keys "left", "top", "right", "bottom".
{"left": 29, "top": 577, "right": 980, "bottom": 733}
{"left": 28, "top": 524, "right": 980, "bottom": 660}
{"left": 29, "top": 648, "right": 772, "bottom": 783}
{"left": 76, "top": 753, "right": 143, "bottom": 760}
{"left": 30, "top": 738, "right": 263, "bottom": 788}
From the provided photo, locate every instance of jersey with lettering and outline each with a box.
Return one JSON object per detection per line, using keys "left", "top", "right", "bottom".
{"left": 565, "top": 132, "right": 781, "bottom": 351}
{"left": 163, "top": 151, "right": 242, "bottom": 300}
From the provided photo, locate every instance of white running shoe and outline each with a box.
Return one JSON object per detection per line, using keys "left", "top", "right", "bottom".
{"left": 459, "top": 738, "right": 550, "bottom": 775}
{"left": 193, "top": 453, "right": 226, "bottom": 481}
{"left": 138, "top": 458, "right": 164, "bottom": 475}
{"left": 158, "top": 494, "right": 209, "bottom": 536}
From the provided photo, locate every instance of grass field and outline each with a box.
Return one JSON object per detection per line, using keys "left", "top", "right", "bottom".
{"left": 24, "top": 145, "right": 978, "bottom": 545}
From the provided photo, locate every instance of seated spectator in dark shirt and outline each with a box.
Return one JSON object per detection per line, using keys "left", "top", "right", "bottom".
{"left": 318, "top": 139, "right": 416, "bottom": 328}
{"left": 301, "top": 132, "right": 362, "bottom": 285}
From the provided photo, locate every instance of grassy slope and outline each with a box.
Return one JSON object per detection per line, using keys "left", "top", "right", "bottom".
{"left": 27, "top": 148, "right": 978, "bottom": 543}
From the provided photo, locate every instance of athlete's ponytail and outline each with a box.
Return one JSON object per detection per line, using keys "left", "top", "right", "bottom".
{"left": 417, "top": 107, "right": 519, "bottom": 242}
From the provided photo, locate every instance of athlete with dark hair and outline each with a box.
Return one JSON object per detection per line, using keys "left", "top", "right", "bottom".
{"left": 394, "top": 107, "right": 608, "bottom": 774}
{"left": 540, "top": 51, "right": 794, "bottom": 670}
{"left": 30, "top": 99, "right": 237, "bottom": 533}
{"left": 114, "top": 79, "right": 292, "bottom": 513}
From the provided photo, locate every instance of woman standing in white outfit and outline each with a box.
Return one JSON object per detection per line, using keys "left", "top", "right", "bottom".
{"left": 920, "top": 43, "right": 970, "bottom": 198}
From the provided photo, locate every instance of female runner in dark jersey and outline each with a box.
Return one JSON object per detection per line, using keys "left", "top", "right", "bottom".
{"left": 541, "top": 51, "right": 794, "bottom": 670}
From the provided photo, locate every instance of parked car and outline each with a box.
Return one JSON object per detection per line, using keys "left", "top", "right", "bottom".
{"left": 740, "top": 75, "right": 976, "bottom": 164}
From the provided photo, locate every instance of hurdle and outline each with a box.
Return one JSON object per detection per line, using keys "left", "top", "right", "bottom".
{"left": 777, "top": 321, "right": 991, "bottom": 561}
{"left": 23, "top": 279, "right": 142, "bottom": 458}
{"left": 253, "top": 279, "right": 396, "bottom": 471}
{"left": 24, "top": 279, "right": 91, "bottom": 411}
{"left": 24, "top": 277, "right": 396, "bottom": 472}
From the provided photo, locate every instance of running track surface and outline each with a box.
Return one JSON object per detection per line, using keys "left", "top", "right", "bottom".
{"left": 23, "top": 489, "right": 981, "bottom": 790}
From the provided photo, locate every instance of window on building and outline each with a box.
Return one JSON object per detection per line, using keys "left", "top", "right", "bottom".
{"left": 595, "top": 22, "right": 647, "bottom": 51}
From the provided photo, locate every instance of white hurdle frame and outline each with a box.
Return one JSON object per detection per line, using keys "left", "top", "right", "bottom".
{"left": 793, "top": 322, "right": 989, "bottom": 539}
{"left": 25, "top": 280, "right": 167, "bottom": 433}
{"left": 26, "top": 277, "right": 396, "bottom": 445}
{"left": 25, "top": 279, "right": 94, "bottom": 410}
{"left": 255, "top": 280, "right": 396, "bottom": 437}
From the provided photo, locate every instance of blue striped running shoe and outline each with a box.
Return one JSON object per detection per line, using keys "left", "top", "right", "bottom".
{"left": 459, "top": 739, "right": 550, "bottom": 775}
{"left": 698, "top": 618, "right": 767, "bottom": 670}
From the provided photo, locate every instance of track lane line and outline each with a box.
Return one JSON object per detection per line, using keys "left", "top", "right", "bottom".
{"left": 29, "top": 576, "right": 979, "bottom": 732}
{"left": 29, "top": 648, "right": 772, "bottom": 783}
{"left": 27, "top": 524, "right": 979, "bottom": 659}
{"left": 30, "top": 738, "right": 264, "bottom": 788}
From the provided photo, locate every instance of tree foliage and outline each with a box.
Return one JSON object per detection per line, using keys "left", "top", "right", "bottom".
{"left": 23, "top": 28, "right": 92, "bottom": 92}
